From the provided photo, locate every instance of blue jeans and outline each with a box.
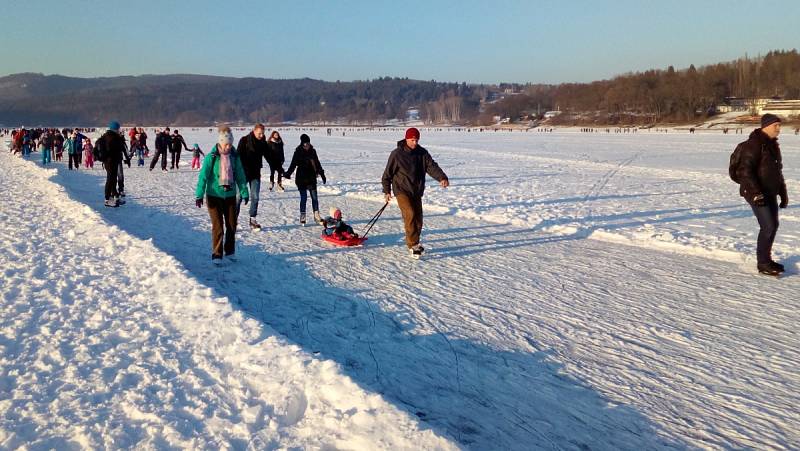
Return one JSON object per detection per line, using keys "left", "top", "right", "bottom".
{"left": 237, "top": 178, "right": 261, "bottom": 218}
{"left": 299, "top": 185, "right": 319, "bottom": 214}
{"left": 750, "top": 197, "right": 780, "bottom": 264}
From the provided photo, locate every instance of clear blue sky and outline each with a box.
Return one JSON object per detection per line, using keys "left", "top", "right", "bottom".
{"left": 2, "top": 0, "right": 798, "bottom": 84}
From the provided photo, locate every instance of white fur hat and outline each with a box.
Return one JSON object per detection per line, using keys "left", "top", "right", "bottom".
{"left": 218, "top": 131, "right": 233, "bottom": 145}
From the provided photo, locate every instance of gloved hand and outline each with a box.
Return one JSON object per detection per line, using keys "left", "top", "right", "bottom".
{"left": 243, "top": 197, "right": 249, "bottom": 205}
{"left": 195, "top": 198, "right": 203, "bottom": 208}
{"left": 779, "top": 193, "right": 788, "bottom": 209}
{"left": 321, "top": 173, "right": 326, "bottom": 184}
{"left": 752, "top": 193, "right": 766, "bottom": 207}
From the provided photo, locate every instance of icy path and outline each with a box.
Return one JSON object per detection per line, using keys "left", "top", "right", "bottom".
{"left": 0, "top": 151, "right": 455, "bottom": 449}
{"left": 3, "top": 128, "right": 800, "bottom": 450}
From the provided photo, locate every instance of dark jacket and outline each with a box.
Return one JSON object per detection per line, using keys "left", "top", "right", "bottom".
{"left": 286, "top": 144, "right": 324, "bottom": 187}
{"left": 98, "top": 130, "right": 128, "bottom": 165}
{"left": 266, "top": 138, "right": 285, "bottom": 166}
{"left": 382, "top": 140, "right": 448, "bottom": 198}
{"left": 170, "top": 133, "right": 189, "bottom": 153}
{"left": 236, "top": 132, "right": 270, "bottom": 181}
{"left": 735, "top": 129, "right": 787, "bottom": 202}
{"left": 155, "top": 132, "right": 170, "bottom": 152}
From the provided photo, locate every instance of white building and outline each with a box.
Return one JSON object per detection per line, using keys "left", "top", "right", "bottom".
{"left": 758, "top": 100, "right": 800, "bottom": 117}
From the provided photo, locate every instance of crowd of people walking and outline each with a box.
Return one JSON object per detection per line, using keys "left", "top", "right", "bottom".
{"left": 3, "top": 115, "right": 790, "bottom": 272}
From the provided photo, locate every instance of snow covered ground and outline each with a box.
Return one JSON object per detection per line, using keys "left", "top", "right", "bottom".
{"left": 1, "top": 127, "right": 799, "bottom": 450}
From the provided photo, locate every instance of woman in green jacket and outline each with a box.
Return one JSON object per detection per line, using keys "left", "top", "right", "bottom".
{"left": 195, "top": 127, "right": 249, "bottom": 263}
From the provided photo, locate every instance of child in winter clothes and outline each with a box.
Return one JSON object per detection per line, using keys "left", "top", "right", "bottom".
{"left": 322, "top": 207, "right": 358, "bottom": 240}
{"left": 83, "top": 139, "right": 94, "bottom": 168}
{"left": 190, "top": 143, "right": 205, "bottom": 170}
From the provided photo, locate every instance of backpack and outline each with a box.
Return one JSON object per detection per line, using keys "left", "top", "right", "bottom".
{"left": 93, "top": 136, "right": 106, "bottom": 161}
{"left": 728, "top": 143, "right": 743, "bottom": 184}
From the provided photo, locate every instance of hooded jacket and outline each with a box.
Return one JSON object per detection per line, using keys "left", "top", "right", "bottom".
{"left": 735, "top": 129, "right": 787, "bottom": 202}
{"left": 382, "top": 140, "right": 448, "bottom": 198}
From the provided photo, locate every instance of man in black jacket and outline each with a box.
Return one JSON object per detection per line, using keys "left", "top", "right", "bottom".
{"left": 382, "top": 128, "right": 449, "bottom": 258}
{"left": 149, "top": 127, "right": 170, "bottom": 172}
{"left": 99, "top": 121, "right": 130, "bottom": 207}
{"left": 169, "top": 129, "right": 189, "bottom": 169}
{"left": 735, "top": 113, "right": 788, "bottom": 275}
{"left": 236, "top": 123, "right": 270, "bottom": 230}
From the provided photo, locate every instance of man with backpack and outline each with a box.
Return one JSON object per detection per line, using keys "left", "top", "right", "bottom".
{"left": 97, "top": 121, "right": 129, "bottom": 207}
{"left": 731, "top": 113, "right": 788, "bottom": 276}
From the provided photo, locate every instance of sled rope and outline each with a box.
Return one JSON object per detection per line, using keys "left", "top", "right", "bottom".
{"left": 360, "top": 202, "right": 389, "bottom": 238}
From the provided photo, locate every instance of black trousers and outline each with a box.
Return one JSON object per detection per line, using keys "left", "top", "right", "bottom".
{"left": 171, "top": 150, "right": 182, "bottom": 169}
{"left": 104, "top": 160, "right": 119, "bottom": 200}
{"left": 150, "top": 149, "right": 167, "bottom": 170}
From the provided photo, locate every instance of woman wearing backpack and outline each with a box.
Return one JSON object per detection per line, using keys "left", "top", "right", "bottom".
{"left": 195, "top": 127, "right": 249, "bottom": 264}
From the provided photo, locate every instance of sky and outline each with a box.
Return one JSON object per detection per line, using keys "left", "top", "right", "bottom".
{"left": 2, "top": 0, "right": 799, "bottom": 84}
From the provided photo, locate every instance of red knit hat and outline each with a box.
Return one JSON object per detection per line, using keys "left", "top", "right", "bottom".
{"left": 405, "top": 127, "right": 420, "bottom": 140}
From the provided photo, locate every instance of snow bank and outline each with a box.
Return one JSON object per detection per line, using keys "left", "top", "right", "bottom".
{"left": 0, "top": 148, "right": 455, "bottom": 449}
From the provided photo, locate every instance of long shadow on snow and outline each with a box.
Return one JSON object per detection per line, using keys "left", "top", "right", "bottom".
{"left": 427, "top": 204, "right": 754, "bottom": 259}
{"left": 51, "top": 166, "right": 688, "bottom": 450}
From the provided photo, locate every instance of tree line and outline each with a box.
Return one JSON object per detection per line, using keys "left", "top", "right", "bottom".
{"left": 1, "top": 49, "right": 798, "bottom": 126}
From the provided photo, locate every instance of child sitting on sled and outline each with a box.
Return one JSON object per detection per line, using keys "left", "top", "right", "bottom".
{"left": 322, "top": 207, "right": 359, "bottom": 240}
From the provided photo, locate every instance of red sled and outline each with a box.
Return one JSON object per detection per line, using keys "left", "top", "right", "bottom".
{"left": 321, "top": 233, "right": 367, "bottom": 247}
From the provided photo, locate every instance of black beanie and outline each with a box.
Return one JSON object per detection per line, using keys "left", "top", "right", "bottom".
{"left": 761, "top": 113, "right": 781, "bottom": 129}
{"left": 300, "top": 134, "right": 310, "bottom": 144}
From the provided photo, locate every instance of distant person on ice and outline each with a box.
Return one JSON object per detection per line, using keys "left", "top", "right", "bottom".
{"left": 382, "top": 127, "right": 449, "bottom": 259}
{"left": 170, "top": 129, "right": 189, "bottom": 169}
{"left": 734, "top": 113, "right": 788, "bottom": 276}
{"left": 98, "top": 121, "right": 129, "bottom": 208}
{"left": 266, "top": 130, "right": 286, "bottom": 192}
{"left": 284, "top": 133, "right": 326, "bottom": 225}
{"left": 150, "top": 127, "right": 170, "bottom": 172}
{"left": 195, "top": 127, "right": 249, "bottom": 264}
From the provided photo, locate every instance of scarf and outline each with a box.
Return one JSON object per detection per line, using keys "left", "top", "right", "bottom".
{"left": 218, "top": 145, "right": 234, "bottom": 187}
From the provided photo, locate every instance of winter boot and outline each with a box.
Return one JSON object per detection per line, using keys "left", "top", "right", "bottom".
{"left": 770, "top": 261, "right": 786, "bottom": 273}
{"left": 409, "top": 244, "right": 425, "bottom": 259}
{"left": 300, "top": 213, "right": 306, "bottom": 226}
{"left": 115, "top": 196, "right": 126, "bottom": 205}
{"left": 104, "top": 198, "right": 119, "bottom": 208}
{"left": 313, "top": 211, "right": 323, "bottom": 224}
{"left": 249, "top": 217, "right": 262, "bottom": 231}
{"left": 757, "top": 262, "right": 781, "bottom": 276}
